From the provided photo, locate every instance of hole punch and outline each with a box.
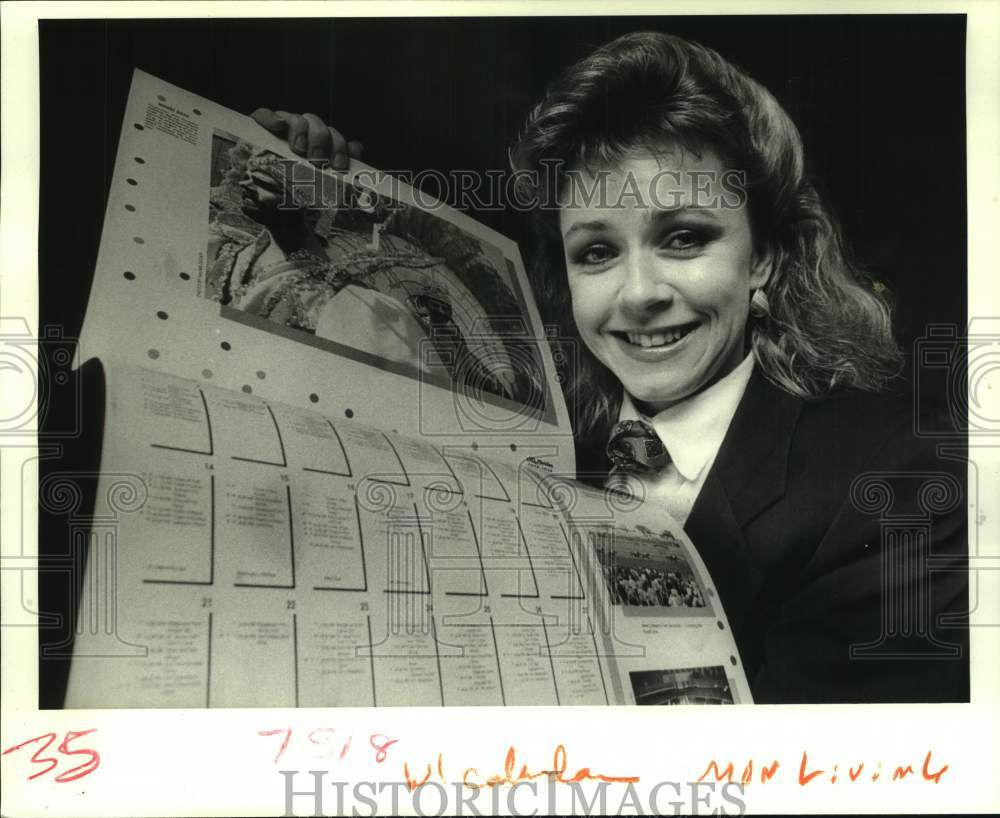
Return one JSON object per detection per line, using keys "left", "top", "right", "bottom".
{"left": 126, "top": 178, "right": 138, "bottom": 186}
{"left": 242, "top": 385, "right": 252, "bottom": 394}
{"left": 309, "top": 393, "right": 318, "bottom": 403}
{"left": 510, "top": 444, "right": 518, "bottom": 451}
{"left": 717, "top": 621, "right": 725, "bottom": 630}
{"left": 134, "top": 123, "right": 144, "bottom": 130}
{"left": 133, "top": 237, "right": 145, "bottom": 244}
{"left": 471, "top": 442, "right": 479, "bottom": 450}
{"left": 147, "top": 349, "right": 160, "bottom": 360}
{"left": 193, "top": 108, "right": 202, "bottom": 116}
{"left": 179, "top": 272, "right": 190, "bottom": 281}
{"left": 202, "top": 369, "right": 213, "bottom": 379}
{"left": 124, "top": 204, "right": 136, "bottom": 212}
{"left": 729, "top": 655, "right": 738, "bottom": 666}
{"left": 123, "top": 271, "right": 136, "bottom": 281}
{"left": 220, "top": 341, "right": 231, "bottom": 351}
{"left": 134, "top": 157, "right": 146, "bottom": 164}
{"left": 157, "top": 95, "right": 166, "bottom": 102}
{"left": 256, "top": 370, "right": 266, "bottom": 380}
{"left": 156, "top": 311, "right": 168, "bottom": 320}
{"left": 344, "top": 409, "right": 354, "bottom": 419}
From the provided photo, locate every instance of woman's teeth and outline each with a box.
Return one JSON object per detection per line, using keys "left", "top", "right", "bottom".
{"left": 625, "top": 326, "right": 693, "bottom": 347}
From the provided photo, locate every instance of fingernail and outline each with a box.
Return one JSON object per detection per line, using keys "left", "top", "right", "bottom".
{"left": 333, "top": 151, "right": 349, "bottom": 170}
{"left": 293, "top": 135, "right": 307, "bottom": 154}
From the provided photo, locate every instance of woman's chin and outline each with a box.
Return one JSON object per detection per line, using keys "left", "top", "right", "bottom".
{"left": 623, "top": 382, "right": 697, "bottom": 414}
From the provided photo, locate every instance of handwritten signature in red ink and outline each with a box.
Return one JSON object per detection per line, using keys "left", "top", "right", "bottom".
{"left": 696, "top": 750, "right": 949, "bottom": 786}
{"left": 404, "top": 743, "right": 639, "bottom": 791}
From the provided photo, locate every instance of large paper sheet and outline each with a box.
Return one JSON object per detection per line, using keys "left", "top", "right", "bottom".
{"left": 64, "top": 363, "right": 752, "bottom": 707}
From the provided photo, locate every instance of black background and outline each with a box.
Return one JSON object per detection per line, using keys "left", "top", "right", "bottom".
{"left": 37, "top": 15, "right": 966, "bottom": 707}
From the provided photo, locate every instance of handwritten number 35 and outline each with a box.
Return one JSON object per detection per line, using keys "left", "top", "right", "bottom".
{"left": 2, "top": 730, "right": 101, "bottom": 783}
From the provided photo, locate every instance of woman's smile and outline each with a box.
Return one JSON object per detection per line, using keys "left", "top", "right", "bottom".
{"left": 609, "top": 324, "right": 702, "bottom": 369}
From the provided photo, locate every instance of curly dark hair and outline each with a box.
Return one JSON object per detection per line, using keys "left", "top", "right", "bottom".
{"left": 511, "top": 31, "right": 902, "bottom": 447}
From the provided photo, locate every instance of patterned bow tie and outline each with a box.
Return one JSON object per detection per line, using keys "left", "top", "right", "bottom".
{"left": 606, "top": 418, "right": 669, "bottom": 476}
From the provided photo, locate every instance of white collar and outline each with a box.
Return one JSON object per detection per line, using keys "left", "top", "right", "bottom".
{"left": 618, "top": 353, "right": 755, "bottom": 481}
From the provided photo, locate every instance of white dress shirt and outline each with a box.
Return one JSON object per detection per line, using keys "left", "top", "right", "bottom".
{"left": 613, "top": 353, "right": 756, "bottom": 525}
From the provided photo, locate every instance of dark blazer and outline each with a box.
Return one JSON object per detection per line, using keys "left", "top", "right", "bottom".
{"left": 584, "top": 369, "right": 970, "bottom": 704}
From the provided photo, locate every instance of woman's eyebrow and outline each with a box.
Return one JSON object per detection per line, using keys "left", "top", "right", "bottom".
{"left": 562, "top": 219, "right": 608, "bottom": 240}
{"left": 563, "top": 205, "right": 723, "bottom": 240}
{"left": 643, "top": 205, "right": 722, "bottom": 230}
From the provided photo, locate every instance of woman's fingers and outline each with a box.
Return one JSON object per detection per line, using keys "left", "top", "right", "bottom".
{"left": 250, "top": 108, "right": 358, "bottom": 170}
{"left": 301, "top": 113, "right": 332, "bottom": 162}
{"left": 324, "top": 123, "right": 350, "bottom": 170}
{"left": 273, "top": 111, "right": 310, "bottom": 155}
{"left": 250, "top": 107, "right": 286, "bottom": 135}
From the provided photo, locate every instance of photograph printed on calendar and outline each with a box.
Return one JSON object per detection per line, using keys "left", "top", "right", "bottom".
{"left": 204, "top": 130, "right": 549, "bottom": 417}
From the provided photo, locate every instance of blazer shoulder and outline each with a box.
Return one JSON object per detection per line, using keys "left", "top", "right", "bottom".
{"left": 768, "top": 381, "right": 965, "bottom": 549}
{"left": 797, "top": 384, "right": 910, "bottom": 442}
{"left": 798, "top": 382, "right": 962, "bottom": 465}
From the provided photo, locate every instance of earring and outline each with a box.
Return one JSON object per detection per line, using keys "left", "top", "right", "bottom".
{"left": 749, "top": 288, "right": 770, "bottom": 320}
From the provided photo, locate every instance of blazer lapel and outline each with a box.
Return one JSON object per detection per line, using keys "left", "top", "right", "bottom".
{"left": 684, "top": 471, "right": 758, "bottom": 629}
{"left": 716, "top": 368, "right": 802, "bottom": 523}
{"left": 683, "top": 369, "right": 802, "bottom": 640}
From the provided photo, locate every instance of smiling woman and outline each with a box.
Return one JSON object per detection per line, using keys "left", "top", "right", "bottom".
{"left": 513, "top": 33, "right": 903, "bottom": 446}
{"left": 558, "top": 147, "right": 767, "bottom": 415}
{"left": 253, "top": 28, "right": 968, "bottom": 704}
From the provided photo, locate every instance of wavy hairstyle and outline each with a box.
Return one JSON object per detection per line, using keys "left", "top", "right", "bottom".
{"left": 510, "top": 31, "right": 902, "bottom": 458}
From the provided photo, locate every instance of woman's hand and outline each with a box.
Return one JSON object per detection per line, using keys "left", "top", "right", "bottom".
{"left": 250, "top": 109, "right": 364, "bottom": 170}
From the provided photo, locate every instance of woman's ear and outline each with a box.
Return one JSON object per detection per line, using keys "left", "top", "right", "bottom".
{"left": 749, "top": 244, "right": 774, "bottom": 290}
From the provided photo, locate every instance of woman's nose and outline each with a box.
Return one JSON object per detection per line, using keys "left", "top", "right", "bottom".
{"left": 618, "top": 252, "right": 674, "bottom": 314}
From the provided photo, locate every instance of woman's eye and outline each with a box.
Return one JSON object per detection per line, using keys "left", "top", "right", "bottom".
{"left": 664, "top": 230, "right": 705, "bottom": 252}
{"left": 575, "top": 244, "right": 616, "bottom": 265}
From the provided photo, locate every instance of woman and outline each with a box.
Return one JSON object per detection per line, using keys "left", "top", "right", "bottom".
{"left": 253, "top": 31, "right": 968, "bottom": 703}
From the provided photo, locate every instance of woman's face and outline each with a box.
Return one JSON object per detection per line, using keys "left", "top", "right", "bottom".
{"left": 559, "top": 146, "right": 769, "bottom": 414}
